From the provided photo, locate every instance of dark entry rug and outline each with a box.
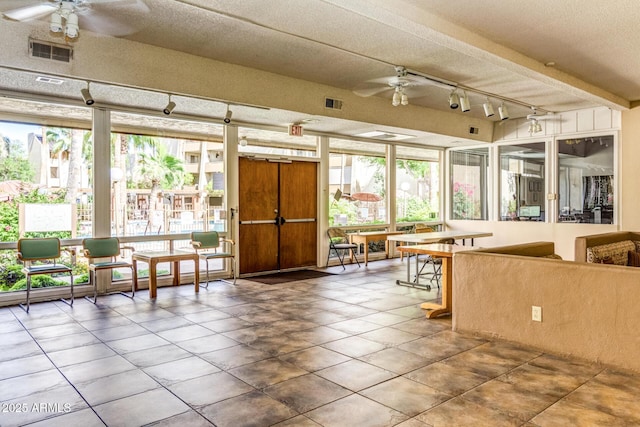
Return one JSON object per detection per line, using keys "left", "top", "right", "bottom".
{"left": 248, "top": 270, "right": 334, "bottom": 285}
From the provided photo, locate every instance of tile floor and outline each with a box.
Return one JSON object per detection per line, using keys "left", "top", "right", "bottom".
{"left": 1, "top": 259, "right": 639, "bottom": 427}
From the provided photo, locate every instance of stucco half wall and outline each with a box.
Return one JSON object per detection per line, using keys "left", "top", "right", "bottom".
{"left": 452, "top": 250, "right": 640, "bottom": 373}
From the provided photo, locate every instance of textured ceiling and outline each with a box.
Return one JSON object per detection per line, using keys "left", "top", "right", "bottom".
{"left": 0, "top": 0, "right": 634, "bottom": 147}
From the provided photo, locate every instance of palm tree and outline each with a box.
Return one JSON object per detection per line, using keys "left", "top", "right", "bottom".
{"left": 46, "top": 127, "right": 88, "bottom": 204}
{"left": 136, "top": 144, "right": 188, "bottom": 232}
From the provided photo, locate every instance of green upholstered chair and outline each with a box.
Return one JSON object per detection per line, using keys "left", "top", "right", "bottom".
{"left": 82, "top": 237, "right": 136, "bottom": 303}
{"left": 190, "top": 231, "right": 236, "bottom": 286}
{"left": 17, "top": 237, "right": 73, "bottom": 313}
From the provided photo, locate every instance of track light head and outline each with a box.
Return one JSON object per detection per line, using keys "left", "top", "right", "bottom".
{"left": 482, "top": 100, "right": 495, "bottom": 117}
{"left": 498, "top": 103, "right": 509, "bottom": 120}
{"left": 449, "top": 91, "right": 459, "bottom": 109}
{"left": 163, "top": 100, "right": 176, "bottom": 115}
{"left": 80, "top": 87, "right": 94, "bottom": 105}
{"left": 460, "top": 92, "right": 470, "bottom": 112}
{"left": 224, "top": 109, "right": 233, "bottom": 123}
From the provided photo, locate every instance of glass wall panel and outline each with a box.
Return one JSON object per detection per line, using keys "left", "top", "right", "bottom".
{"left": 0, "top": 119, "right": 93, "bottom": 240}
{"left": 0, "top": 99, "right": 93, "bottom": 294}
{"left": 450, "top": 148, "right": 488, "bottom": 220}
{"left": 396, "top": 148, "right": 440, "bottom": 222}
{"left": 329, "top": 138, "right": 387, "bottom": 226}
{"left": 558, "top": 135, "right": 614, "bottom": 224}
{"left": 111, "top": 112, "right": 226, "bottom": 237}
{"left": 499, "top": 143, "right": 545, "bottom": 221}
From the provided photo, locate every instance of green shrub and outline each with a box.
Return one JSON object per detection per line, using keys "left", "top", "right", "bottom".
{"left": 74, "top": 273, "right": 89, "bottom": 285}
{"left": 0, "top": 264, "right": 24, "bottom": 286}
{"left": 10, "top": 275, "right": 69, "bottom": 291}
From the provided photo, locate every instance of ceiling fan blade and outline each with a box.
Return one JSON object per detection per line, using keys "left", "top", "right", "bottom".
{"left": 3, "top": 3, "right": 56, "bottom": 21}
{"left": 80, "top": 0, "right": 148, "bottom": 10}
{"left": 77, "top": 0, "right": 149, "bottom": 36}
{"left": 353, "top": 72, "right": 436, "bottom": 97}
{"left": 353, "top": 84, "right": 393, "bottom": 98}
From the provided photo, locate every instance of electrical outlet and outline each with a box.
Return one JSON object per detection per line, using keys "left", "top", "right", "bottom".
{"left": 532, "top": 306, "right": 542, "bottom": 322}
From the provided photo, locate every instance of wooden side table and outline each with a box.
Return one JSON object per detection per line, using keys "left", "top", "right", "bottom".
{"left": 132, "top": 250, "right": 200, "bottom": 299}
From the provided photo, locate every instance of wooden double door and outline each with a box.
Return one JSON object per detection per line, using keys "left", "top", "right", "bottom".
{"left": 238, "top": 157, "right": 317, "bottom": 274}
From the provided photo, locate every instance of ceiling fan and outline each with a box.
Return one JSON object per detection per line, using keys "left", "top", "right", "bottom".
{"left": 1, "top": 0, "right": 149, "bottom": 38}
{"left": 353, "top": 66, "right": 454, "bottom": 106}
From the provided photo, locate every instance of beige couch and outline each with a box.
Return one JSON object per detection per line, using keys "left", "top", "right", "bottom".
{"left": 575, "top": 231, "right": 640, "bottom": 264}
{"left": 453, "top": 241, "right": 640, "bottom": 373}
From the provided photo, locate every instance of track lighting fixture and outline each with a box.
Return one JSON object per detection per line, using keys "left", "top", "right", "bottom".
{"left": 224, "top": 107, "right": 233, "bottom": 123}
{"left": 459, "top": 91, "right": 470, "bottom": 112}
{"left": 449, "top": 90, "right": 459, "bottom": 109}
{"left": 498, "top": 102, "right": 509, "bottom": 120}
{"left": 482, "top": 99, "right": 495, "bottom": 117}
{"left": 49, "top": 2, "right": 79, "bottom": 39}
{"left": 163, "top": 95, "right": 175, "bottom": 115}
{"left": 80, "top": 83, "right": 94, "bottom": 106}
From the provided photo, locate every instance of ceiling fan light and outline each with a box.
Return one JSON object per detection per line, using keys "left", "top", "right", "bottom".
{"left": 65, "top": 12, "right": 79, "bottom": 38}
{"left": 392, "top": 88, "right": 401, "bottom": 106}
{"left": 498, "top": 103, "right": 509, "bottom": 120}
{"left": 400, "top": 91, "right": 409, "bottom": 106}
{"left": 50, "top": 11, "right": 62, "bottom": 33}
{"left": 460, "top": 92, "right": 471, "bottom": 112}
{"left": 483, "top": 100, "right": 495, "bottom": 117}
{"left": 449, "top": 91, "right": 459, "bottom": 109}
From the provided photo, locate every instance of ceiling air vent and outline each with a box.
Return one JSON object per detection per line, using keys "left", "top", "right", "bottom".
{"left": 325, "top": 97, "right": 343, "bottom": 110}
{"left": 29, "top": 39, "right": 73, "bottom": 63}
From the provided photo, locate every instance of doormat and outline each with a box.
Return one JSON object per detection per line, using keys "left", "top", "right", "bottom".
{"left": 248, "top": 270, "right": 335, "bottom": 285}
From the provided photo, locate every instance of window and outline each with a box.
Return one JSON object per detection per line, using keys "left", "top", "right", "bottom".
{"left": 396, "top": 146, "right": 440, "bottom": 222}
{"left": 450, "top": 148, "right": 488, "bottom": 220}
{"left": 499, "top": 143, "right": 545, "bottom": 221}
{"left": 558, "top": 136, "right": 614, "bottom": 224}
{"left": 329, "top": 138, "right": 387, "bottom": 226}
{"left": 111, "top": 111, "right": 226, "bottom": 236}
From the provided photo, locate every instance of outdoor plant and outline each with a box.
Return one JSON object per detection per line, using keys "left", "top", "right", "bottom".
{"left": 0, "top": 264, "right": 24, "bottom": 291}
{"left": 9, "top": 275, "right": 68, "bottom": 291}
{"left": 452, "top": 182, "right": 479, "bottom": 219}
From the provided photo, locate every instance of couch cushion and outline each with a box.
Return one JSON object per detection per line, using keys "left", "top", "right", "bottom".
{"left": 587, "top": 240, "right": 636, "bottom": 265}
{"left": 542, "top": 254, "right": 563, "bottom": 260}
{"left": 628, "top": 251, "right": 640, "bottom": 267}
